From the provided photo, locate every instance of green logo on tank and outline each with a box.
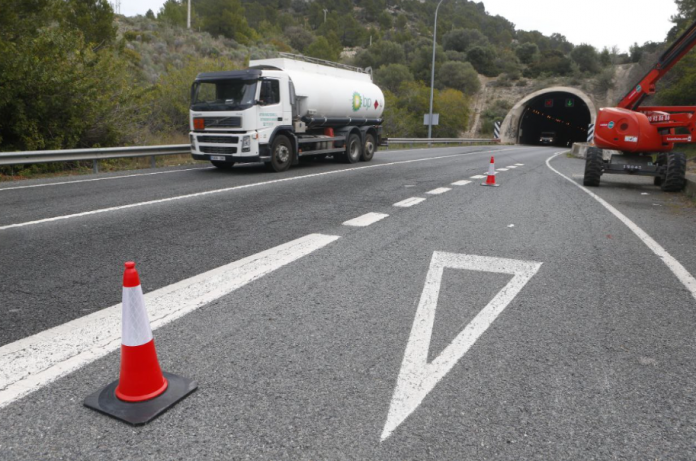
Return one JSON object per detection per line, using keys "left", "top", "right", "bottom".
{"left": 352, "top": 92, "right": 362, "bottom": 112}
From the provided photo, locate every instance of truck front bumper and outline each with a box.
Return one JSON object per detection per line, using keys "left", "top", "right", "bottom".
{"left": 190, "top": 132, "right": 270, "bottom": 163}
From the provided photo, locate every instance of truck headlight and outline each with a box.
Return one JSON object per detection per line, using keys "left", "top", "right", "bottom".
{"left": 242, "top": 135, "right": 250, "bottom": 152}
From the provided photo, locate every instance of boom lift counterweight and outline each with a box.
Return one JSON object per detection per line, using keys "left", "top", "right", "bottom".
{"left": 584, "top": 19, "right": 696, "bottom": 191}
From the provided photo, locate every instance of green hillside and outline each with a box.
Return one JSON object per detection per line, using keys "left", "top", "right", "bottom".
{"left": 0, "top": 0, "right": 693, "bottom": 165}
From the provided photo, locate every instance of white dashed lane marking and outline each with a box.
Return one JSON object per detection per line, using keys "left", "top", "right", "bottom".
{"left": 0, "top": 233, "right": 340, "bottom": 409}
{"left": 497, "top": 168, "right": 509, "bottom": 172}
{"left": 426, "top": 188, "right": 451, "bottom": 195}
{"left": 343, "top": 212, "right": 389, "bottom": 227}
{"left": 451, "top": 180, "right": 471, "bottom": 186}
{"left": 394, "top": 197, "right": 426, "bottom": 208}
{"left": 470, "top": 175, "right": 486, "bottom": 179}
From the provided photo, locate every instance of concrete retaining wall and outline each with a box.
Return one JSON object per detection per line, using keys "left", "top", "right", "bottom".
{"left": 570, "top": 143, "right": 615, "bottom": 161}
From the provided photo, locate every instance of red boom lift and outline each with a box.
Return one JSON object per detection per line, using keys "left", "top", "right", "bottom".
{"left": 584, "top": 19, "right": 696, "bottom": 191}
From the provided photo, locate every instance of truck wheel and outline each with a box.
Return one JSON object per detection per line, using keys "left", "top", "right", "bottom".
{"left": 654, "top": 153, "right": 666, "bottom": 186}
{"left": 211, "top": 161, "right": 234, "bottom": 169}
{"left": 583, "top": 147, "right": 603, "bottom": 187}
{"left": 362, "top": 133, "right": 376, "bottom": 162}
{"left": 344, "top": 133, "right": 362, "bottom": 164}
{"left": 660, "top": 152, "right": 686, "bottom": 192}
{"left": 266, "top": 135, "right": 292, "bottom": 172}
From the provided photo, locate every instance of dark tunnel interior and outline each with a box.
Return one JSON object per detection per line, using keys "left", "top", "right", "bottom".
{"left": 518, "top": 92, "right": 591, "bottom": 147}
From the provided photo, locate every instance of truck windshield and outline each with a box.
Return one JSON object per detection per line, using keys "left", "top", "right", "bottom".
{"left": 191, "top": 79, "right": 258, "bottom": 111}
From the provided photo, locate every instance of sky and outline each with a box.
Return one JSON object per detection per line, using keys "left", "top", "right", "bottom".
{"left": 114, "top": 0, "right": 679, "bottom": 53}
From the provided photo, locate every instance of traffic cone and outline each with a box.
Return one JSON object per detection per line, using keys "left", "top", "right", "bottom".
{"left": 84, "top": 261, "right": 197, "bottom": 426}
{"left": 481, "top": 156, "right": 500, "bottom": 187}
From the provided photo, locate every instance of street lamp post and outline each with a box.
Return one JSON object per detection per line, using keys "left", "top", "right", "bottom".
{"left": 187, "top": 0, "right": 191, "bottom": 29}
{"left": 427, "top": 0, "right": 446, "bottom": 143}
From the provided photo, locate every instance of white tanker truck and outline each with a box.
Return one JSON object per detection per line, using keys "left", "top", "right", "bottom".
{"left": 189, "top": 53, "right": 385, "bottom": 172}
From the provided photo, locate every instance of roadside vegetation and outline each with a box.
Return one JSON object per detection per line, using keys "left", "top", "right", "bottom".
{"left": 1, "top": 0, "right": 694, "bottom": 180}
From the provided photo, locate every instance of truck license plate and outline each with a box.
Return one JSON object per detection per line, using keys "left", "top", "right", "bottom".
{"left": 210, "top": 156, "right": 226, "bottom": 161}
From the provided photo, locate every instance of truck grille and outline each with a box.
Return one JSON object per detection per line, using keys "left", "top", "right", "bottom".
{"left": 198, "top": 136, "right": 239, "bottom": 144}
{"left": 204, "top": 117, "right": 242, "bottom": 128}
{"left": 200, "top": 146, "right": 238, "bottom": 154}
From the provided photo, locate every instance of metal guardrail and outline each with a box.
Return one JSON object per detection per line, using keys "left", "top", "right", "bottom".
{"left": 386, "top": 138, "right": 498, "bottom": 144}
{"left": 0, "top": 144, "right": 191, "bottom": 172}
{"left": 0, "top": 138, "right": 498, "bottom": 172}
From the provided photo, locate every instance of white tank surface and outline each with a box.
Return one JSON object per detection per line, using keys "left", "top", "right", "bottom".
{"left": 250, "top": 57, "right": 385, "bottom": 120}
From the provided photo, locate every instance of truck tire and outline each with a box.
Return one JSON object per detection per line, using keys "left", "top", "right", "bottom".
{"left": 583, "top": 147, "right": 603, "bottom": 187}
{"left": 654, "top": 153, "right": 666, "bottom": 186}
{"left": 266, "top": 135, "right": 293, "bottom": 172}
{"left": 362, "top": 133, "right": 376, "bottom": 162}
{"left": 660, "top": 152, "right": 686, "bottom": 192}
{"left": 344, "top": 133, "right": 362, "bottom": 164}
{"left": 211, "top": 161, "right": 234, "bottom": 169}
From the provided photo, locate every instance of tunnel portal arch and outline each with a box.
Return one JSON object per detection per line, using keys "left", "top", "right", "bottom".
{"left": 500, "top": 87, "right": 596, "bottom": 146}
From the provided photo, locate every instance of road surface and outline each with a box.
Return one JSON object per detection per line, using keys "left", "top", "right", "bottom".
{"left": 1, "top": 145, "right": 695, "bottom": 459}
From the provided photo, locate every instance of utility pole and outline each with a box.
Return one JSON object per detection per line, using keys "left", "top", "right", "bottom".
{"left": 187, "top": 0, "right": 191, "bottom": 29}
{"left": 428, "top": 0, "right": 446, "bottom": 144}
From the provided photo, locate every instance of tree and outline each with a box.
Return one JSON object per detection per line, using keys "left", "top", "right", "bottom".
{"left": 466, "top": 45, "right": 499, "bottom": 77}
{"left": 196, "top": 0, "right": 256, "bottom": 44}
{"left": 63, "top": 0, "right": 117, "bottom": 47}
{"left": 157, "top": 0, "right": 187, "bottom": 27}
{"left": 284, "top": 26, "right": 315, "bottom": 53}
{"left": 375, "top": 63, "right": 413, "bottom": 93}
{"left": 378, "top": 11, "right": 393, "bottom": 30}
{"left": 354, "top": 40, "right": 405, "bottom": 69}
{"left": 305, "top": 36, "right": 340, "bottom": 61}
{"left": 669, "top": 0, "right": 696, "bottom": 39}
{"left": 408, "top": 43, "right": 447, "bottom": 81}
{"left": 571, "top": 44, "right": 601, "bottom": 73}
{"left": 515, "top": 42, "right": 539, "bottom": 65}
{"left": 433, "top": 88, "right": 469, "bottom": 137}
{"left": 526, "top": 49, "right": 573, "bottom": 77}
{"left": 442, "top": 28, "right": 488, "bottom": 53}
{"left": 145, "top": 9, "right": 155, "bottom": 19}
{"left": 438, "top": 61, "right": 480, "bottom": 95}
{"left": 395, "top": 14, "right": 407, "bottom": 30}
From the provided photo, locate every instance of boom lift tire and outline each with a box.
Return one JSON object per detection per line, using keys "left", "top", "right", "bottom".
{"left": 654, "top": 153, "right": 666, "bottom": 186}
{"left": 583, "top": 147, "right": 603, "bottom": 187}
{"left": 660, "top": 151, "right": 687, "bottom": 192}
{"left": 344, "top": 133, "right": 363, "bottom": 164}
{"left": 362, "top": 133, "right": 376, "bottom": 162}
{"left": 266, "top": 135, "right": 293, "bottom": 172}
{"left": 211, "top": 161, "right": 234, "bottom": 169}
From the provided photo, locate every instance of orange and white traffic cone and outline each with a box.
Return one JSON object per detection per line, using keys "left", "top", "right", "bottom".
{"left": 85, "top": 261, "right": 197, "bottom": 425}
{"left": 481, "top": 156, "right": 500, "bottom": 187}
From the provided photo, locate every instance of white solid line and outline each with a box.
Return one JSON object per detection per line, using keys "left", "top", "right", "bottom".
{"left": 451, "top": 180, "right": 471, "bottom": 186}
{"left": 0, "top": 166, "right": 215, "bottom": 192}
{"left": 0, "top": 148, "right": 527, "bottom": 231}
{"left": 0, "top": 233, "right": 340, "bottom": 409}
{"left": 470, "top": 175, "right": 486, "bottom": 179}
{"left": 394, "top": 197, "right": 426, "bottom": 208}
{"left": 496, "top": 168, "right": 509, "bottom": 172}
{"left": 343, "top": 212, "right": 389, "bottom": 227}
{"left": 381, "top": 252, "right": 542, "bottom": 440}
{"left": 546, "top": 152, "right": 696, "bottom": 301}
{"left": 426, "top": 187, "right": 451, "bottom": 195}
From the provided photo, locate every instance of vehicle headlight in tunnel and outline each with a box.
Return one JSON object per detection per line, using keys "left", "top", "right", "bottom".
{"left": 242, "top": 135, "right": 251, "bottom": 152}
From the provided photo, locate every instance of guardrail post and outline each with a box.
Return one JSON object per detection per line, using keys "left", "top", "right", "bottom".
{"left": 92, "top": 159, "right": 99, "bottom": 174}
{"left": 150, "top": 155, "right": 156, "bottom": 168}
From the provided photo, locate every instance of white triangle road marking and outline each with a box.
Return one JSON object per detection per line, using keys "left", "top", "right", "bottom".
{"left": 381, "top": 252, "right": 542, "bottom": 441}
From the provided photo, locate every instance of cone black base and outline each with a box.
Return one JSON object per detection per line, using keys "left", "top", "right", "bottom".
{"left": 480, "top": 182, "right": 500, "bottom": 187}
{"left": 84, "top": 371, "right": 197, "bottom": 426}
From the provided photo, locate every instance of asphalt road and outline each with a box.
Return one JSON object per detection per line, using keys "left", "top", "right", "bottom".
{"left": 1, "top": 145, "right": 695, "bottom": 459}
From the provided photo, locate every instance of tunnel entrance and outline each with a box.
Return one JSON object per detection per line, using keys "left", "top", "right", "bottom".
{"left": 499, "top": 87, "right": 596, "bottom": 146}
{"left": 518, "top": 92, "right": 591, "bottom": 147}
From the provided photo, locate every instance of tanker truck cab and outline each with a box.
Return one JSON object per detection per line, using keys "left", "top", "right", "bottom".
{"left": 189, "top": 53, "right": 384, "bottom": 172}
{"left": 189, "top": 69, "right": 293, "bottom": 169}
